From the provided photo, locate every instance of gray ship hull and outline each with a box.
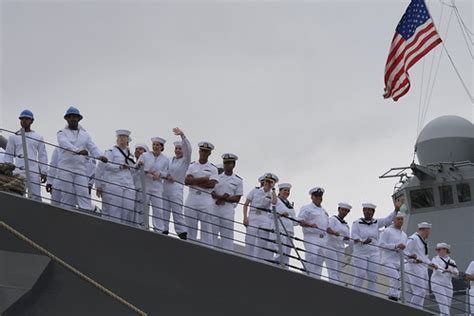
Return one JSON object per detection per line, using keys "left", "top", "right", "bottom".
{"left": 0, "top": 192, "right": 431, "bottom": 315}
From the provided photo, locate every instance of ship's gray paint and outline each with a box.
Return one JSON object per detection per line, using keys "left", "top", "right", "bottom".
{"left": 0, "top": 250, "right": 50, "bottom": 314}
{"left": 0, "top": 192, "right": 432, "bottom": 316}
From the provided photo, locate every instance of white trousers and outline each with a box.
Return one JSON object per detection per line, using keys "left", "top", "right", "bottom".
{"left": 352, "top": 252, "right": 380, "bottom": 293}
{"left": 134, "top": 190, "right": 146, "bottom": 227}
{"left": 144, "top": 190, "right": 164, "bottom": 231}
{"left": 162, "top": 185, "right": 187, "bottom": 235}
{"left": 245, "top": 215, "right": 273, "bottom": 261}
{"left": 27, "top": 172, "right": 42, "bottom": 202}
{"left": 304, "top": 234, "right": 327, "bottom": 279}
{"left": 212, "top": 205, "right": 235, "bottom": 251}
{"left": 50, "top": 178, "right": 62, "bottom": 206}
{"left": 469, "top": 288, "right": 473, "bottom": 316}
{"left": 383, "top": 262, "right": 401, "bottom": 298}
{"left": 272, "top": 231, "right": 294, "bottom": 268}
{"left": 184, "top": 196, "right": 213, "bottom": 245}
{"left": 102, "top": 183, "right": 136, "bottom": 225}
{"left": 405, "top": 263, "right": 428, "bottom": 308}
{"left": 326, "top": 246, "right": 345, "bottom": 284}
{"left": 432, "top": 283, "right": 452, "bottom": 315}
{"left": 57, "top": 170, "right": 92, "bottom": 210}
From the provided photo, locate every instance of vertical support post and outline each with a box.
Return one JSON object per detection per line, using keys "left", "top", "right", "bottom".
{"left": 20, "top": 128, "right": 32, "bottom": 199}
{"left": 271, "top": 205, "right": 285, "bottom": 268}
{"left": 399, "top": 249, "right": 406, "bottom": 304}
{"left": 139, "top": 166, "right": 149, "bottom": 231}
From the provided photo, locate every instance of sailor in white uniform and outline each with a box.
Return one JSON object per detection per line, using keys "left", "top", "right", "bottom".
{"left": 404, "top": 222, "right": 436, "bottom": 309}
{"left": 184, "top": 141, "right": 218, "bottom": 245}
{"left": 297, "top": 187, "right": 329, "bottom": 279}
{"left": 56, "top": 106, "right": 108, "bottom": 210}
{"left": 96, "top": 130, "right": 136, "bottom": 224}
{"left": 465, "top": 261, "right": 474, "bottom": 315}
{"left": 351, "top": 201, "right": 400, "bottom": 293}
{"left": 162, "top": 128, "right": 191, "bottom": 239}
{"left": 273, "top": 182, "right": 297, "bottom": 268}
{"left": 326, "top": 202, "right": 352, "bottom": 284}
{"left": 379, "top": 212, "right": 408, "bottom": 301}
{"left": 243, "top": 173, "right": 278, "bottom": 261}
{"left": 4, "top": 110, "right": 48, "bottom": 201}
{"left": 431, "top": 243, "right": 459, "bottom": 315}
{"left": 132, "top": 143, "right": 149, "bottom": 225}
{"left": 138, "top": 137, "right": 169, "bottom": 231}
{"left": 211, "top": 153, "right": 243, "bottom": 250}
{"left": 46, "top": 148, "right": 62, "bottom": 206}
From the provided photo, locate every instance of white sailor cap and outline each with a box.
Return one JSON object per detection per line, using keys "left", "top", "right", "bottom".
{"left": 116, "top": 129, "right": 132, "bottom": 141}
{"left": 362, "top": 203, "right": 377, "bottom": 210}
{"left": 418, "top": 222, "right": 432, "bottom": 229}
{"left": 135, "top": 143, "right": 149, "bottom": 152}
{"left": 395, "top": 212, "right": 405, "bottom": 219}
{"left": 151, "top": 137, "right": 166, "bottom": 144}
{"left": 222, "top": 153, "right": 238, "bottom": 162}
{"left": 263, "top": 172, "right": 279, "bottom": 183}
{"left": 198, "top": 141, "right": 214, "bottom": 151}
{"left": 435, "top": 242, "right": 450, "bottom": 250}
{"left": 309, "top": 187, "right": 325, "bottom": 196}
{"left": 278, "top": 183, "right": 292, "bottom": 190}
{"left": 338, "top": 202, "right": 352, "bottom": 210}
{"left": 258, "top": 175, "right": 265, "bottom": 183}
{"left": 173, "top": 141, "right": 182, "bottom": 147}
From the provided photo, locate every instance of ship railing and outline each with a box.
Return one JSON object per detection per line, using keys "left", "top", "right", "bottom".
{"left": 0, "top": 127, "right": 471, "bottom": 314}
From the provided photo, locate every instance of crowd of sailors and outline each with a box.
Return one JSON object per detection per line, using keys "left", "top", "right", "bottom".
{"left": 1, "top": 107, "right": 473, "bottom": 315}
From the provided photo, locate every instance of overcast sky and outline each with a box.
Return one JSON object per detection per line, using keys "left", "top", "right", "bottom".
{"left": 1, "top": 0, "right": 472, "bottom": 229}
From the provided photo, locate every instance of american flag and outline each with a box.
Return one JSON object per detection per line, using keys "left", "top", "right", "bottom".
{"left": 384, "top": 0, "right": 442, "bottom": 101}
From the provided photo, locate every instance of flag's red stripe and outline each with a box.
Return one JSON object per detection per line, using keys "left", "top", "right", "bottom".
{"left": 389, "top": 31, "right": 440, "bottom": 92}
{"left": 406, "top": 37, "right": 442, "bottom": 70}
{"left": 384, "top": 22, "right": 436, "bottom": 84}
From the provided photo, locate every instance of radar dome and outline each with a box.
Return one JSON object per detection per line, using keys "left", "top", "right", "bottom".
{"left": 416, "top": 115, "right": 474, "bottom": 165}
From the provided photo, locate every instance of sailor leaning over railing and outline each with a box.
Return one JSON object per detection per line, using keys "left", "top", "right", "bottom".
{"left": 430, "top": 242, "right": 459, "bottom": 315}
{"left": 272, "top": 182, "right": 297, "bottom": 268}
{"left": 4, "top": 109, "right": 48, "bottom": 201}
{"left": 56, "top": 106, "right": 108, "bottom": 211}
{"left": 379, "top": 212, "right": 408, "bottom": 302}
{"left": 296, "top": 187, "right": 329, "bottom": 280}
{"left": 325, "top": 202, "right": 352, "bottom": 284}
{"left": 184, "top": 141, "right": 219, "bottom": 245}
{"left": 243, "top": 173, "right": 278, "bottom": 261}
{"left": 162, "top": 127, "right": 192, "bottom": 240}
{"left": 210, "top": 153, "right": 243, "bottom": 251}
{"left": 137, "top": 136, "right": 169, "bottom": 231}
{"left": 350, "top": 201, "right": 400, "bottom": 293}
{"left": 404, "top": 222, "right": 436, "bottom": 309}
{"left": 95, "top": 129, "right": 136, "bottom": 225}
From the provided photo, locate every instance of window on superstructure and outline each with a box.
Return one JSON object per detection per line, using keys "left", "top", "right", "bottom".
{"left": 410, "top": 188, "right": 434, "bottom": 209}
{"left": 439, "top": 185, "right": 454, "bottom": 205}
{"left": 457, "top": 183, "right": 472, "bottom": 203}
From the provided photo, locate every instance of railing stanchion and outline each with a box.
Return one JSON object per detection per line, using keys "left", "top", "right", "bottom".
{"left": 399, "top": 249, "right": 406, "bottom": 304}
{"left": 139, "top": 165, "right": 149, "bottom": 230}
{"left": 20, "top": 128, "right": 32, "bottom": 199}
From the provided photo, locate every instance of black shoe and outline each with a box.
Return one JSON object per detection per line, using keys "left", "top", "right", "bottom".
{"left": 178, "top": 232, "right": 187, "bottom": 240}
{"left": 162, "top": 231, "right": 169, "bottom": 235}
{"left": 388, "top": 296, "right": 399, "bottom": 302}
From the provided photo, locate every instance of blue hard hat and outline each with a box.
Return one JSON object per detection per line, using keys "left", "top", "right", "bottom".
{"left": 19, "top": 109, "right": 34, "bottom": 120}
{"left": 64, "top": 106, "right": 83, "bottom": 119}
